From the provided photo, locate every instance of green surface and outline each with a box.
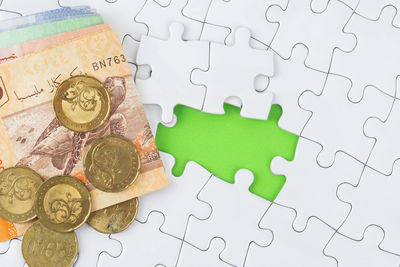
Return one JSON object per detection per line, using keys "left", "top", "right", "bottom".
{"left": 156, "top": 104, "right": 299, "bottom": 201}
{"left": 0, "top": 16, "right": 103, "bottom": 48}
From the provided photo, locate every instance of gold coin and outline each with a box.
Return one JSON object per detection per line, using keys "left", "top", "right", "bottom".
{"left": 83, "top": 134, "right": 141, "bottom": 192}
{"left": 35, "top": 175, "right": 91, "bottom": 232}
{"left": 22, "top": 221, "right": 78, "bottom": 267}
{"left": 0, "top": 167, "right": 43, "bottom": 223}
{"left": 87, "top": 197, "right": 138, "bottom": 234}
{"left": 53, "top": 75, "right": 111, "bottom": 133}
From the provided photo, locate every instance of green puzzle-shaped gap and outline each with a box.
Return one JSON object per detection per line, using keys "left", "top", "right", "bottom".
{"left": 155, "top": 104, "right": 299, "bottom": 201}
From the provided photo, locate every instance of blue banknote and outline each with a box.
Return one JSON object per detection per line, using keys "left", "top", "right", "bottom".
{"left": 0, "top": 6, "right": 98, "bottom": 32}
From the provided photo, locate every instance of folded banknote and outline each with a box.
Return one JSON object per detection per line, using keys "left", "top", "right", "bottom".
{"left": 0, "top": 24, "right": 109, "bottom": 64}
{"left": 0, "top": 6, "right": 97, "bottom": 32}
{"left": 0, "top": 29, "right": 169, "bottom": 241}
{"left": 0, "top": 15, "right": 103, "bottom": 48}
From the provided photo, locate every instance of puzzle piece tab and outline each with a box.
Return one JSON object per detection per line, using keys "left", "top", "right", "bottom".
{"left": 185, "top": 170, "right": 272, "bottom": 266}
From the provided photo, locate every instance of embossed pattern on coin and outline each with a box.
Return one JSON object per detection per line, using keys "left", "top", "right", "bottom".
{"left": 22, "top": 221, "right": 78, "bottom": 267}
{"left": 87, "top": 197, "right": 138, "bottom": 234}
{"left": 0, "top": 167, "right": 43, "bottom": 223}
{"left": 83, "top": 134, "right": 141, "bottom": 192}
{"left": 53, "top": 75, "right": 111, "bottom": 132}
{"left": 35, "top": 176, "right": 91, "bottom": 232}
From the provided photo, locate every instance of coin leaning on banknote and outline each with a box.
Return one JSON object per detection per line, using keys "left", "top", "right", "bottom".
{"left": 83, "top": 134, "right": 141, "bottom": 192}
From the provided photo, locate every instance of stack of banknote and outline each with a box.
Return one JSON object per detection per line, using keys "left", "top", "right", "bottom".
{"left": 0, "top": 6, "right": 169, "bottom": 266}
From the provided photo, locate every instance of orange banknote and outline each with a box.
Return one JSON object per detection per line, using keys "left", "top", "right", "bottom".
{"left": 0, "top": 29, "right": 169, "bottom": 241}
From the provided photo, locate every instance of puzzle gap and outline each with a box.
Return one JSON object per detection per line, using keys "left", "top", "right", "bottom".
{"left": 155, "top": 103, "right": 299, "bottom": 201}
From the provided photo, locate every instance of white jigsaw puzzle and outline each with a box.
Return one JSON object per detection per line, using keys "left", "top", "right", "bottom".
{"left": 74, "top": 224, "right": 122, "bottom": 267}
{"left": 271, "top": 137, "right": 364, "bottom": 230}
{"left": 267, "top": 44, "right": 326, "bottom": 135}
{"left": 299, "top": 74, "right": 394, "bottom": 167}
{"left": 201, "top": 0, "right": 286, "bottom": 46}
{"left": 325, "top": 226, "right": 400, "bottom": 267}
{"left": 135, "top": 0, "right": 204, "bottom": 40}
{"left": 192, "top": 27, "right": 274, "bottom": 120}
{"left": 330, "top": 5, "right": 400, "bottom": 101}
{"left": 244, "top": 204, "right": 336, "bottom": 267}
{"left": 267, "top": 0, "right": 356, "bottom": 72}
{"left": 136, "top": 152, "right": 212, "bottom": 239}
{"left": 136, "top": 22, "right": 208, "bottom": 123}
{"left": 337, "top": 163, "right": 400, "bottom": 255}
{"left": 185, "top": 170, "right": 272, "bottom": 267}
{"left": 177, "top": 238, "right": 233, "bottom": 267}
{"left": 364, "top": 95, "right": 400, "bottom": 175}
{"left": 98, "top": 211, "right": 182, "bottom": 267}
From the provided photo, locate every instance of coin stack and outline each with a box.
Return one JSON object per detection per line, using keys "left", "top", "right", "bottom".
{"left": 0, "top": 75, "right": 141, "bottom": 267}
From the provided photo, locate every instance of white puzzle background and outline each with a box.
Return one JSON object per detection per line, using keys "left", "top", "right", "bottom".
{"left": 1, "top": 0, "right": 400, "bottom": 266}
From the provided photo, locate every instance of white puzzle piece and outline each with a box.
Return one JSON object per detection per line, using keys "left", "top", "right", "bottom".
{"left": 0, "top": 0, "right": 60, "bottom": 15}
{"left": 267, "top": 0, "right": 356, "bottom": 72}
{"left": 60, "top": 0, "right": 147, "bottom": 40}
{"left": 330, "top": 6, "right": 400, "bottom": 101}
{"left": 0, "top": 238, "right": 24, "bottom": 267}
{"left": 338, "top": 163, "right": 400, "bottom": 254}
{"left": 136, "top": 22, "right": 208, "bottom": 123}
{"left": 74, "top": 224, "right": 122, "bottom": 267}
{"left": 192, "top": 27, "right": 274, "bottom": 120}
{"left": 98, "top": 211, "right": 182, "bottom": 267}
{"left": 185, "top": 170, "right": 272, "bottom": 267}
{"left": 325, "top": 225, "right": 400, "bottom": 267}
{"left": 267, "top": 44, "right": 326, "bottom": 135}
{"left": 177, "top": 238, "right": 233, "bottom": 267}
{"left": 136, "top": 152, "right": 212, "bottom": 239}
{"left": 0, "top": 10, "right": 21, "bottom": 20}
{"left": 299, "top": 74, "right": 393, "bottom": 167}
{"left": 201, "top": 0, "right": 287, "bottom": 46}
{"left": 0, "top": 240, "right": 10, "bottom": 254}
{"left": 354, "top": 0, "right": 400, "bottom": 25}
{"left": 181, "top": 0, "right": 211, "bottom": 22}
{"left": 364, "top": 96, "right": 400, "bottom": 175}
{"left": 136, "top": 0, "right": 205, "bottom": 40}
{"left": 271, "top": 137, "right": 364, "bottom": 230}
{"left": 244, "top": 204, "right": 336, "bottom": 267}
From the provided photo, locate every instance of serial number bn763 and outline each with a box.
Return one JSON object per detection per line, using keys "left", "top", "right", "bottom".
{"left": 92, "top": 55, "right": 126, "bottom": 71}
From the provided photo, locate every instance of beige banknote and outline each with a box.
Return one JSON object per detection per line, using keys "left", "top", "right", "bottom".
{"left": 0, "top": 24, "right": 109, "bottom": 64}
{"left": 0, "top": 29, "right": 169, "bottom": 241}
